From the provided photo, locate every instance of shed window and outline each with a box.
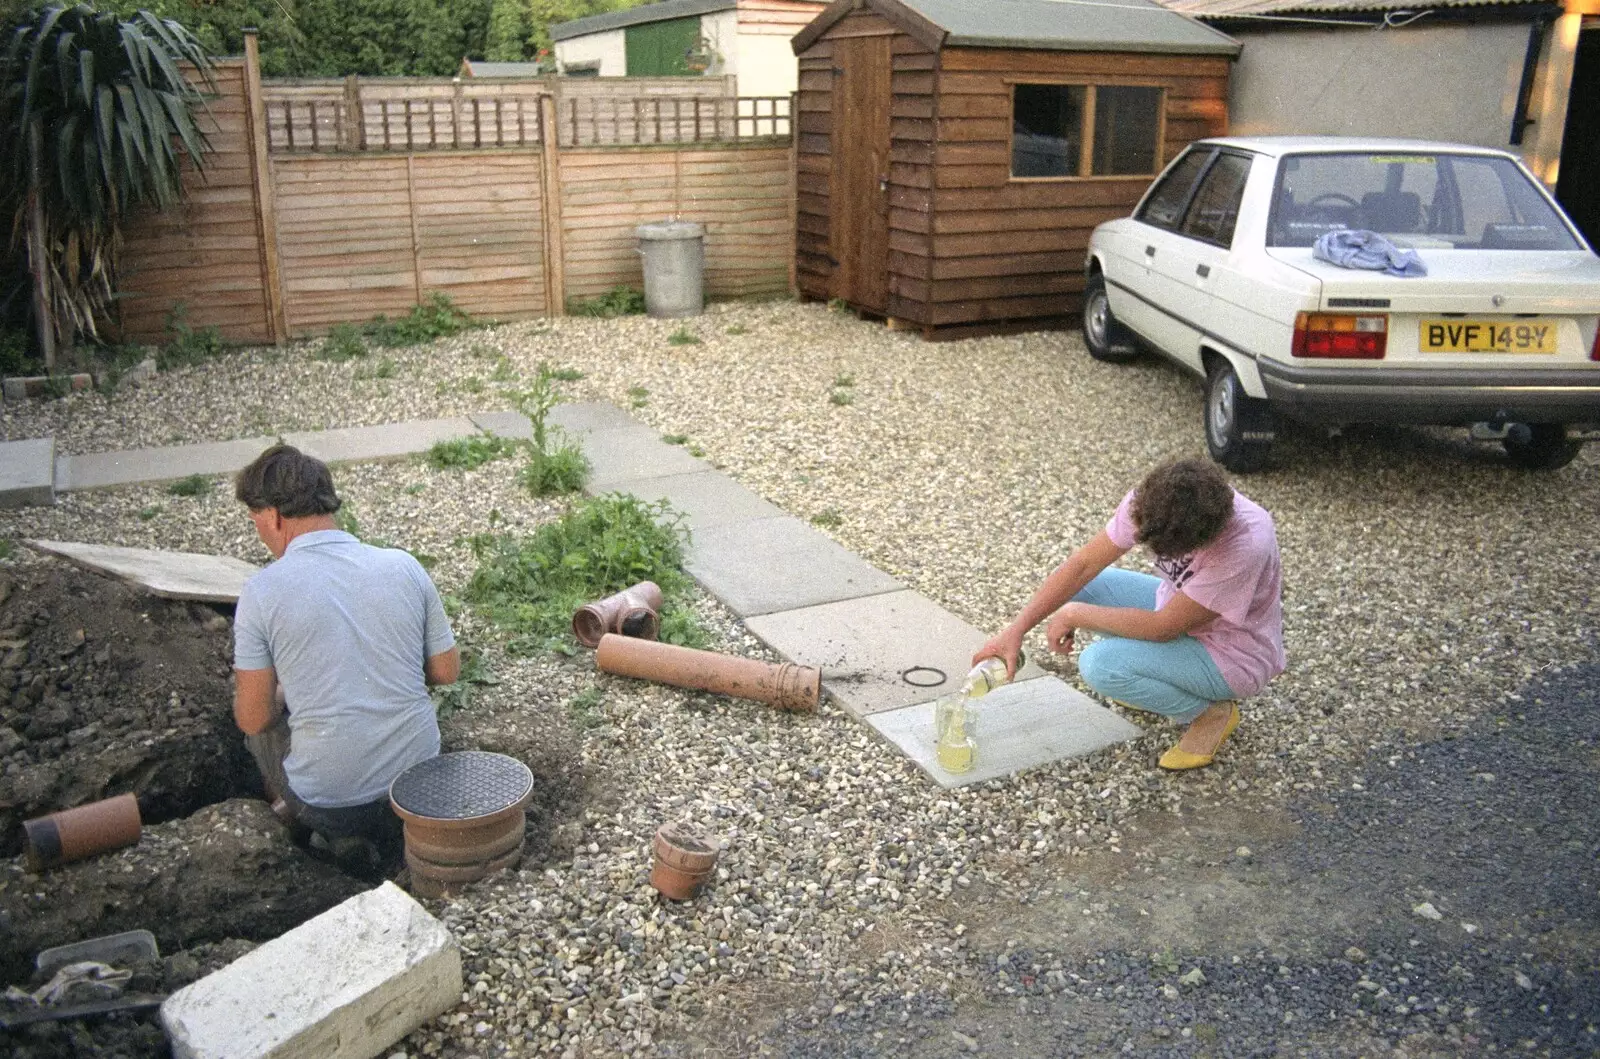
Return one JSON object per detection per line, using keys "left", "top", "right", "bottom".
{"left": 1011, "top": 84, "right": 1163, "bottom": 179}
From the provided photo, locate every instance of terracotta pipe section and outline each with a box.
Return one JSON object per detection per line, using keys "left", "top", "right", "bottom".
{"left": 573, "top": 581, "right": 664, "bottom": 648}
{"left": 595, "top": 633, "right": 821, "bottom": 713}
{"left": 23, "top": 793, "right": 142, "bottom": 871}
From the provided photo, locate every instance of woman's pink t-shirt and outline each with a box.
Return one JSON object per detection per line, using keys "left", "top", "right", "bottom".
{"left": 1106, "top": 489, "right": 1286, "bottom": 698}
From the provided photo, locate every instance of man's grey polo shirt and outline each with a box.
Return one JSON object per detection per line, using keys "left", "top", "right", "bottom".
{"left": 234, "top": 530, "right": 455, "bottom": 808}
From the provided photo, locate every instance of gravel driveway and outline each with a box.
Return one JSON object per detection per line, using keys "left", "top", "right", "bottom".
{"left": 1, "top": 300, "right": 1595, "bottom": 1057}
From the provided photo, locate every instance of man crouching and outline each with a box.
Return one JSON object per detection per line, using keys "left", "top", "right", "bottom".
{"left": 232, "top": 444, "right": 459, "bottom": 871}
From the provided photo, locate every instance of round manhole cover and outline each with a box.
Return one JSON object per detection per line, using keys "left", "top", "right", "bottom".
{"left": 390, "top": 751, "right": 534, "bottom": 822}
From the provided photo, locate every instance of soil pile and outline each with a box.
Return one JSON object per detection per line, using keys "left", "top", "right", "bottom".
{"left": 0, "top": 561, "right": 260, "bottom": 856}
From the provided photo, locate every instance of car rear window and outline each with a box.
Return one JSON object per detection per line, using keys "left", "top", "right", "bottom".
{"left": 1267, "top": 153, "right": 1581, "bottom": 251}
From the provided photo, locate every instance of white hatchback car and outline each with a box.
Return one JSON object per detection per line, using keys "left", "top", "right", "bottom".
{"left": 1083, "top": 136, "right": 1600, "bottom": 471}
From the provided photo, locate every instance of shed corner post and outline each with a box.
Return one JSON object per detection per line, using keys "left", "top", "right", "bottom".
{"left": 243, "top": 29, "right": 287, "bottom": 344}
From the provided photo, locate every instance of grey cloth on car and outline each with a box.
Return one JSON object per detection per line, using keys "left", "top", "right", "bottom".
{"left": 1312, "top": 229, "right": 1427, "bottom": 277}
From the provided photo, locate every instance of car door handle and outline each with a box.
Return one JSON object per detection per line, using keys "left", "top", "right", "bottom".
{"left": 1144, "top": 245, "right": 1157, "bottom": 258}
{"left": 1195, "top": 264, "right": 1210, "bottom": 278}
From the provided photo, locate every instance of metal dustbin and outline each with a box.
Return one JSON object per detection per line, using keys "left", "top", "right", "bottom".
{"left": 636, "top": 220, "right": 705, "bottom": 318}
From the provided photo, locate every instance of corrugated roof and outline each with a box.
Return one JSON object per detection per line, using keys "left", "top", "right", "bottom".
{"left": 551, "top": 0, "right": 736, "bottom": 42}
{"left": 1160, "top": 0, "right": 1529, "bottom": 18}
{"left": 797, "top": 0, "right": 1240, "bottom": 57}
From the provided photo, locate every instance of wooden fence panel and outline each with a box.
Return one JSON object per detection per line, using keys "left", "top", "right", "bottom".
{"left": 272, "top": 156, "right": 420, "bottom": 334}
{"left": 119, "top": 60, "right": 274, "bottom": 342}
{"left": 411, "top": 153, "right": 546, "bottom": 319}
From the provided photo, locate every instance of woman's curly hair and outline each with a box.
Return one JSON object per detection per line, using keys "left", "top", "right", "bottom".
{"left": 1131, "top": 458, "right": 1234, "bottom": 559}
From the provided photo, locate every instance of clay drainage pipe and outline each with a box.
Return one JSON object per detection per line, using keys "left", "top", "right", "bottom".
{"left": 595, "top": 633, "right": 821, "bottom": 713}
{"left": 23, "top": 793, "right": 142, "bottom": 871}
{"left": 572, "top": 581, "right": 663, "bottom": 648}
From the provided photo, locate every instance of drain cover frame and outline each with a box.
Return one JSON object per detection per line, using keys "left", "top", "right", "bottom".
{"left": 390, "top": 751, "right": 534, "bottom": 822}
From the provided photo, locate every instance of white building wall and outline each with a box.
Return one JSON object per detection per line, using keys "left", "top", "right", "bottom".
{"left": 1228, "top": 23, "right": 1529, "bottom": 151}
{"left": 554, "top": 29, "right": 627, "bottom": 76}
{"left": 732, "top": 31, "right": 803, "bottom": 97}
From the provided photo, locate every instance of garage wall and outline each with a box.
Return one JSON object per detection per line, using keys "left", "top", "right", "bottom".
{"left": 556, "top": 29, "right": 627, "bottom": 76}
{"left": 1226, "top": 23, "right": 1528, "bottom": 150}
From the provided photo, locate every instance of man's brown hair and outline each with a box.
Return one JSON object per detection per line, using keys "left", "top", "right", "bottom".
{"left": 234, "top": 444, "right": 342, "bottom": 518}
{"left": 1130, "top": 458, "right": 1234, "bottom": 559}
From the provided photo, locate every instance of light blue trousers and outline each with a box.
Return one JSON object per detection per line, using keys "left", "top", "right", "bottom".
{"left": 1072, "top": 568, "right": 1235, "bottom": 723}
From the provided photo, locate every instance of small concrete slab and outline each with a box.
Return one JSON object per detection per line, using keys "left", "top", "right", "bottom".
{"left": 0, "top": 438, "right": 55, "bottom": 508}
{"left": 866, "top": 677, "right": 1144, "bottom": 788}
{"left": 581, "top": 428, "right": 712, "bottom": 492}
{"left": 27, "top": 540, "right": 260, "bottom": 603}
{"left": 284, "top": 417, "right": 479, "bottom": 465}
{"left": 617, "top": 470, "right": 787, "bottom": 533}
{"left": 161, "top": 882, "right": 461, "bottom": 1059}
{"left": 469, "top": 410, "right": 534, "bottom": 440}
{"left": 548, "top": 401, "right": 645, "bottom": 437}
{"left": 744, "top": 589, "right": 1045, "bottom": 718}
{"left": 56, "top": 436, "right": 275, "bottom": 492}
{"left": 685, "top": 516, "right": 901, "bottom": 618}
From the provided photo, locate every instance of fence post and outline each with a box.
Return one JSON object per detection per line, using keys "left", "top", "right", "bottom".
{"left": 342, "top": 75, "right": 364, "bottom": 151}
{"left": 243, "top": 30, "right": 287, "bottom": 343}
{"left": 452, "top": 77, "right": 464, "bottom": 149}
{"left": 539, "top": 94, "right": 566, "bottom": 317}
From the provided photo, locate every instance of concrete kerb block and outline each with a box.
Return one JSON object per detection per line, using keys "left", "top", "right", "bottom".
{"left": 284, "top": 418, "right": 480, "bottom": 465}
{"left": 0, "top": 438, "right": 55, "bottom": 508}
{"left": 160, "top": 882, "right": 462, "bottom": 1059}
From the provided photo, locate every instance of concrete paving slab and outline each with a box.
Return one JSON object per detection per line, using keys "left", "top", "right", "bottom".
{"left": 686, "top": 516, "right": 901, "bottom": 618}
{"left": 582, "top": 429, "right": 712, "bottom": 492}
{"left": 27, "top": 540, "right": 260, "bottom": 603}
{"left": 284, "top": 417, "right": 479, "bottom": 464}
{"left": 616, "top": 470, "right": 787, "bottom": 533}
{"left": 744, "top": 589, "right": 1045, "bottom": 718}
{"left": 469, "top": 410, "right": 534, "bottom": 440}
{"left": 56, "top": 436, "right": 276, "bottom": 492}
{"left": 0, "top": 438, "right": 54, "bottom": 508}
{"left": 161, "top": 882, "right": 461, "bottom": 1059}
{"left": 866, "top": 677, "right": 1144, "bottom": 788}
{"left": 548, "top": 401, "right": 645, "bottom": 437}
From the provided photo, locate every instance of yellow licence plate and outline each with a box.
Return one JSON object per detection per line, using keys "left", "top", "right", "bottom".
{"left": 1420, "top": 319, "right": 1558, "bottom": 354}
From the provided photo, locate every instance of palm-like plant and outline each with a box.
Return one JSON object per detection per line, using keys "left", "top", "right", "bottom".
{"left": 1, "top": 4, "right": 212, "bottom": 366}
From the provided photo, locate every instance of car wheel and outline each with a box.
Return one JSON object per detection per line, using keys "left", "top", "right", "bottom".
{"left": 1082, "top": 273, "right": 1139, "bottom": 363}
{"left": 1205, "top": 359, "right": 1274, "bottom": 473}
{"left": 1503, "top": 424, "right": 1581, "bottom": 470}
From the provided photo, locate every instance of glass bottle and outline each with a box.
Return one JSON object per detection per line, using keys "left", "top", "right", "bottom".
{"left": 934, "top": 653, "right": 1022, "bottom": 774}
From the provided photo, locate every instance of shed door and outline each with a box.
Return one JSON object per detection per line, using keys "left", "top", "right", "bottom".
{"left": 829, "top": 36, "right": 892, "bottom": 312}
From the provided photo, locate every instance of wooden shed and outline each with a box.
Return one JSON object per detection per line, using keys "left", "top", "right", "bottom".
{"left": 792, "top": 0, "right": 1241, "bottom": 338}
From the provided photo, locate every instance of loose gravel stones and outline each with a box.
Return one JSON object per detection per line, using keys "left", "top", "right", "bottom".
{"left": 2, "top": 301, "right": 1596, "bottom": 1056}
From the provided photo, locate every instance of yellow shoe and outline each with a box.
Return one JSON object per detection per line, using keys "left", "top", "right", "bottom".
{"left": 1159, "top": 702, "right": 1241, "bottom": 771}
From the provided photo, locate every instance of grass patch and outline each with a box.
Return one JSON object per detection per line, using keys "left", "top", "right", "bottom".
{"left": 427, "top": 434, "right": 523, "bottom": 471}
{"left": 662, "top": 434, "right": 689, "bottom": 446}
{"left": 827, "top": 297, "right": 849, "bottom": 314}
{"left": 627, "top": 385, "right": 649, "bottom": 409}
{"left": 811, "top": 509, "right": 843, "bottom": 529}
{"left": 0, "top": 538, "right": 12, "bottom": 561}
{"left": 567, "top": 684, "right": 605, "bottom": 730}
{"left": 667, "top": 326, "right": 700, "bottom": 347}
{"left": 138, "top": 505, "right": 163, "bottom": 521}
{"left": 404, "top": 482, "right": 427, "bottom": 496}
{"left": 545, "top": 366, "right": 584, "bottom": 382}
{"left": 569, "top": 286, "right": 646, "bottom": 318}
{"left": 354, "top": 357, "right": 397, "bottom": 381}
{"left": 829, "top": 388, "right": 855, "bottom": 407}
{"left": 436, "top": 376, "right": 485, "bottom": 396}
{"left": 167, "top": 474, "right": 213, "bottom": 498}
{"left": 316, "top": 323, "right": 368, "bottom": 363}
{"left": 489, "top": 356, "right": 518, "bottom": 383}
{"left": 464, "top": 493, "right": 704, "bottom": 654}
{"left": 724, "top": 324, "right": 749, "bottom": 337}
{"left": 365, "top": 292, "right": 473, "bottom": 348}
{"left": 833, "top": 372, "right": 855, "bottom": 388}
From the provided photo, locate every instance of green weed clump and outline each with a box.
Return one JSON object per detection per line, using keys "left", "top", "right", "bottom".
{"left": 159, "top": 305, "right": 225, "bottom": 370}
{"left": 317, "top": 323, "right": 368, "bottom": 363}
{"left": 366, "top": 292, "right": 473, "bottom": 348}
{"left": 427, "top": 434, "right": 523, "bottom": 471}
{"left": 432, "top": 647, "right": 497, "bottom": 719}
{"left": 667, "top": 326, "right": 700, "bottom": 347}
{"left": 464, "top": 494, "right": 704, "bottom": 653}
{"left": 545, "top": 366, "right": 584, "bottom": 382}
{"left": 569, "top": 286, "right": 645, "bottom": 318}
{"left": 509, "top": 363, "right": 590, "bottom": 497}
{"left": 167, "top": 474, "right": 213, "bottom": 497}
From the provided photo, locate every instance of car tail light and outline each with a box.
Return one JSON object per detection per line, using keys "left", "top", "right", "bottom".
{"left": 1292, "top": 312, "right": 1388, "bottom": 359}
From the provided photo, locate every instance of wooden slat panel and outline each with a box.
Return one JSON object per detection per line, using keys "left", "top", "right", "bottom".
{"left": 940, "top": 48, "right": 1231, "bottom": 78}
